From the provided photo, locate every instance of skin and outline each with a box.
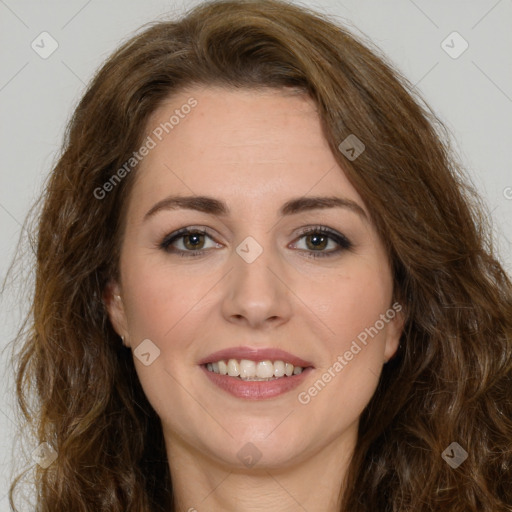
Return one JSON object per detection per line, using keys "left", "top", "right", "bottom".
{"left": 105, "top": 85, "right": 404, "bottom": 512}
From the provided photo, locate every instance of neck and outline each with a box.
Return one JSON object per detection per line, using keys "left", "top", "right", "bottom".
{"left": 164, "top": 427, "right": 357, "bottom": 512}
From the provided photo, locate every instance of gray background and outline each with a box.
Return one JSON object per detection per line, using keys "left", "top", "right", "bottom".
{"left": 1, "top": 0, "right": 511, "bottom": 509}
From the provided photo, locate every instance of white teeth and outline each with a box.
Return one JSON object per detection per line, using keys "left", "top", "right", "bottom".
{"left": 256, "top": 360, "right": 274, "bottom": 378}
{"left": 206, "top": 358, "right": 306, "bottom": 380}
{"left": 273, "top": 360, "right": 285, "bottom": 377}
{"left": 239, "top": 359, "right": 256, "bottom": 379}
{"left": 218, "top": 360, "right": 228, "bottom": 375}
{"left": 227, "top": 359, "right": 240, "bottom": 377}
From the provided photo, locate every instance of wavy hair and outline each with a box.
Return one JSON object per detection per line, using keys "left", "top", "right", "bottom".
{"left": 8, "top": 0, "right": 512, "bottom": 510}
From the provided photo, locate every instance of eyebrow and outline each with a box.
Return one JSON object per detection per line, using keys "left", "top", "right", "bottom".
{"left": 143, "top": 195, "right": 368, "bottom": 222}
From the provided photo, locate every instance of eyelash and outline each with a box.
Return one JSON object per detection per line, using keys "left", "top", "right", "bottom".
{"left": 159, "top": 225, "right": 352, "bottom": 259}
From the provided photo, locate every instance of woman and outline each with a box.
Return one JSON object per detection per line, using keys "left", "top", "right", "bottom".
{"left": 8, "top": 0, "right": 512, "bottom": 510}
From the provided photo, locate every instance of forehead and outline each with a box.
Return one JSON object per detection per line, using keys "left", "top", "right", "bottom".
{"left": 129, "top": 86, "right": 367, "bottom": 218}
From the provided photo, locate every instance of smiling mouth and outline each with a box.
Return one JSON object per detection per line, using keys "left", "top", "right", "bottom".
{"left": 202, "top": 358, "right": 313, "bottom": 381}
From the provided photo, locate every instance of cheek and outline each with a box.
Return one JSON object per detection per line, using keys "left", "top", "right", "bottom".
{"left": 303, "top": 263, "right": 393, "bottom": 409}
{"left": 121, "top": 253, "right": 210, "bottom": 340}
{"left": 320, "top": 259, "right": 392, "bottom": 348}
{"left": 120, "top": 256, "right": 207, "bottom": 427}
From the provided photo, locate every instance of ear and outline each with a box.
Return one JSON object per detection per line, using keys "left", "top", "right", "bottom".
{"left": 383, "top": 303, "right": 405, "bottom": 363}
{"left": 103, "top": 280, "right": 129, "bottom": 346}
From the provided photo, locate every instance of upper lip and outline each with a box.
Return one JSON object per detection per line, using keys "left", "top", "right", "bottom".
{"left": 198, "top": 346, "right": 314, "bottom": 368}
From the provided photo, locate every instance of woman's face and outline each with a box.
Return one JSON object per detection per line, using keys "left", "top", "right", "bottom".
{"left": 106, "top": 85, "right": 403, "bottom": 470}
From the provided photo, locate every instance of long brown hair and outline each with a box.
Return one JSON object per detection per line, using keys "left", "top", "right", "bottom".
{"left": 8, "top": 0, "right": 512, "bottom": 510}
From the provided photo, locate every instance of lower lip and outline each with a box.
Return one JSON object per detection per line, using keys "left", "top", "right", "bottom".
{"left": 201, "top": 365, "right": 314, "bottom": 400}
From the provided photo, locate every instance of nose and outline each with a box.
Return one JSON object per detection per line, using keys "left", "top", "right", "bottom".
{"left": 221, "top": 239, "right": 293, "bottom": 330}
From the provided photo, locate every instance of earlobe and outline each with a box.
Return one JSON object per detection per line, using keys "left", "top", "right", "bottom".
{"left": 384, "top": 309, "right": 405, "bottom": 362}
{"left": 103, "top": 280, "right": 129, "bottom": 344}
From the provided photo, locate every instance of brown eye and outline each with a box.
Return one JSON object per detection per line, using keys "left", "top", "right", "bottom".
{"left": 305, "top": 233, "right": 329, "bottom": 251}
{"left": 160, "top": 228, "right": 219, "bottom": 256}
{"left": 182, "top": 232, "right": 206, "bottom": 250}
{"left": 292, "top": 226, "right": 352, "bottom": 259}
